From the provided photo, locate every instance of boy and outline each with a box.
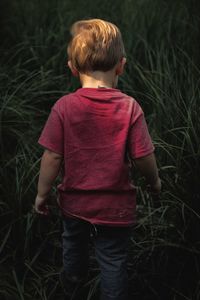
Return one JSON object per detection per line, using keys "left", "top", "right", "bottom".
{"left": 35, "top": 19, "right": 161, "bottom": 300}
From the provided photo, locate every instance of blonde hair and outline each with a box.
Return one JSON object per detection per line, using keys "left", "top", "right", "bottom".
{"left": 67, "top": 19, "right": 126, "bottom": 73}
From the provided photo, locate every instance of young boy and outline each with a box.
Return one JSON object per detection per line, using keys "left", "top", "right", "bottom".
{"left": 35, "top": 19, "right": 161, "bottom": 300}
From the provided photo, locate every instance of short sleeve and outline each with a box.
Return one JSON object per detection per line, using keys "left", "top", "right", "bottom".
{"left": 38, "top": 106, "right": 64, "bottom": 155}
{"left": 127, "top": 103, "right": 155, "bottom": 159}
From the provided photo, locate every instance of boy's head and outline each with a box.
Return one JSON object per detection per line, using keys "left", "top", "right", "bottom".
{"left": 67, "top": 19, "right": 126, "bottom": 75}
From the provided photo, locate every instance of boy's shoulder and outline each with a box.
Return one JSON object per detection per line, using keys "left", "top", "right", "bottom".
{"left": 114, "top": 89, "right": 142, "bottom": 110}
{"left": 54, "top": 88, "right": 137, "bottom": 102}
{"left": 52, "top": 89, "right": 141, "bottom": 115}
{"left": 52, "top": 91, "right": 77, "bottom": 114}
{"left": 54, "top": 91, "right": 76, "bottom": 105}
{"left": 118, "top": 90, "right": 136, "bottom": 102}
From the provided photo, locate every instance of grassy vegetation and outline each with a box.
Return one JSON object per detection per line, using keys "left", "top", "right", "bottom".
{"left": 0, "top": 0, "right": 200, "bottom": 299}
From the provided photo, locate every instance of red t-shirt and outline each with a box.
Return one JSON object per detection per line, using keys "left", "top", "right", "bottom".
{"left": 38, "top": 88, "right": 154, "bottom": 226}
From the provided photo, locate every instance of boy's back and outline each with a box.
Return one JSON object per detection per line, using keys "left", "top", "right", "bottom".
{"left": 38, "top": 87, "right": 154, "bottom": 226}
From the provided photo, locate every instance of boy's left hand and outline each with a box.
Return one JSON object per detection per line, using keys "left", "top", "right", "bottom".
{"left": 34, "top": 195, "right": 49, "bottom": 215}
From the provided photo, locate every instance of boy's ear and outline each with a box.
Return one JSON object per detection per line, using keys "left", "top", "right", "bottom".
{"left": 115, "top": 57, "right": 126, "bottom": 75}
{"left": 67, "top": 60, "right": 79, "bottom": 77}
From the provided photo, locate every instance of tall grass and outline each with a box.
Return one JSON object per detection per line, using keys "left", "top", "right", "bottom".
{"left": 1, "top": 0, "right": 200, "bottom": 299}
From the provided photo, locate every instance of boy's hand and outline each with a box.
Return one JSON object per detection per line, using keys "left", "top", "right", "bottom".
{"left": 147, "top": 177, "right": 162, "bottom": 208}
{"left": 147, "top": 177, "right": 162, "bottom": 196}
{"left": 34, "top": 194, "right": 49, "bottom": 215}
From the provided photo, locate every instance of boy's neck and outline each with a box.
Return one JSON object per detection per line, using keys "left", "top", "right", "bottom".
{"left": 79, "top": 70, "right": 118, "bottom": 89}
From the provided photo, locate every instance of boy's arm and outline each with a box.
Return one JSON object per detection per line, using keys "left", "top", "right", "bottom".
{"left": 35, "top": 149, "right": 63, "bottom": 215}
{"left": 133, "top": 152, "right": 161, "bottom": 195}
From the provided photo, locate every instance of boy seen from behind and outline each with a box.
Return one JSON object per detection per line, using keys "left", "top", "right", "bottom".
{"left": 35, "top": 19, "right": 161, "bottom": 300}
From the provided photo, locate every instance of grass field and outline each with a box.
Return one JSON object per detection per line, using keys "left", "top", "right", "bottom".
{"left": 0, "top": 0, "right": 200, "bottom": 299}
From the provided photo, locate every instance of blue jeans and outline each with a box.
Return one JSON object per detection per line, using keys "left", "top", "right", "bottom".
{"left": 62, "top": 216, "right": 132, "bottom": 300}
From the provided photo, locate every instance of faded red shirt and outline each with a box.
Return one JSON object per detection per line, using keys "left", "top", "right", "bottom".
{"left": 38, "top": 88, "right": 154, "bottom": 226}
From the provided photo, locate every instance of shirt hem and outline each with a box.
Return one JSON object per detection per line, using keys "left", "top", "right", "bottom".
{"left": 60, "top": 209, "right": 136, "bottom": 227}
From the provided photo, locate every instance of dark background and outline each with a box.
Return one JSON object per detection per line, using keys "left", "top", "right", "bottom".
{"left": 0, "top": 0, "right": 200, "bottom": 299}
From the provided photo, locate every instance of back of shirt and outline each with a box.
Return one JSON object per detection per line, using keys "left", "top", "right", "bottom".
{"left": 38, "top": 87, "right": 154, "bottom": 226}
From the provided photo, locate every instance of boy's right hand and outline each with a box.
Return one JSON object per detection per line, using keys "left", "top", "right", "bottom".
{"left": 148, "top": 177, "right": 162, "bottom": 195}
{"left": 147, "top": 177, "right": 162, "bottom": 208}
